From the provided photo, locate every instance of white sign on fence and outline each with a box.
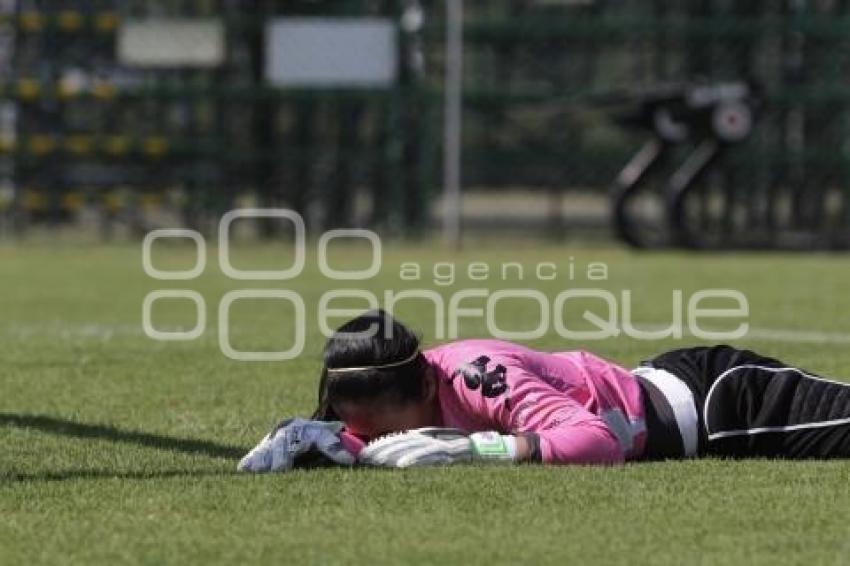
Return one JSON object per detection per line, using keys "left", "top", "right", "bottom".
{"left": 118, "top": 19, "right": 225, "bottom": 68}
{"left": 265, "top": 18, "right": 397, "bottom": 88}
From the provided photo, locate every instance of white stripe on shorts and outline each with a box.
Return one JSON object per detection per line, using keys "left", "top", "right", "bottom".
{"left": 704, "top": 365, "right": 850, "bottom": 441}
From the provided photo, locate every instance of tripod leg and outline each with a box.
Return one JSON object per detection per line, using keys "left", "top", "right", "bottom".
{"left": 610, "top": 138, "right": 668, "bottom": 248}
{"left": 667, "top": 139, "right": 724, "bottom": 248}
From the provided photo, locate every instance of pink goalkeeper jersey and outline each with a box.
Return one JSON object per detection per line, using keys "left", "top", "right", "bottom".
{"left": 422, "top": 339, "right": 647, "bottom": 464}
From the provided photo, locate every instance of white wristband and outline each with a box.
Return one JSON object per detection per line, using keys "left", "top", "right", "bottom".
{"left": 469, "top": 432, "right": 517, "bottom": 462}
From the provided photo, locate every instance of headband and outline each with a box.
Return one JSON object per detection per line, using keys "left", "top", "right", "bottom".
{"left": 326, "top": 349, "right": 421, "bottom": 374}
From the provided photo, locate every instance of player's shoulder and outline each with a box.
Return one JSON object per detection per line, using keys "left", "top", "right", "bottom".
{"left": 423, "top": 338, "right": 534, "bottom": 360}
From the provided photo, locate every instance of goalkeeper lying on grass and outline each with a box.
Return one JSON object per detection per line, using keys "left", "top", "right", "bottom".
{"left": 239, "top": 308, "right": 850, "bottom": 471}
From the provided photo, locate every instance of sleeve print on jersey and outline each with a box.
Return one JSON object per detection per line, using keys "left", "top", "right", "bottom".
{"left": 508, "top": 395, "right": 538, "bottom": 429}
{"left": 539, "top": 373, "right": 569, "bottom": 392}
{"left": 448, "top": 355, "right": 511, "bottom": 409}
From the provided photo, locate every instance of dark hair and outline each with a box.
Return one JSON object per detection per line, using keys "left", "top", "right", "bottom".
{"left": 311, "top": 309, "right": 429, "bottom": 421}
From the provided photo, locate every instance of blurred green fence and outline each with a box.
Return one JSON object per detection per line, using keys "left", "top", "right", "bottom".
{"left": 3, "top": 1, "right": 850, "bottom": 238}
{"left": 0, "top": 0, "right": 434, "bottom": 237}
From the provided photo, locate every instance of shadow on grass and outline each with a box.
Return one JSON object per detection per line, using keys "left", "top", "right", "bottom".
{"left": 2, "top": 468, "right": 239, "bottom": 484}
{"left": 0, "top": 413, "right": 248, "bottom": 460}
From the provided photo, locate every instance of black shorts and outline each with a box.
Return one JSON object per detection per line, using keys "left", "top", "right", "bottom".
{"left": 637, "top": 345, "right": 850, "bottom": 459}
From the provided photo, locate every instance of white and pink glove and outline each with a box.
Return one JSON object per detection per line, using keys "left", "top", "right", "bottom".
{"left": 358, "top": 427, "right": 518, "bottom": 468}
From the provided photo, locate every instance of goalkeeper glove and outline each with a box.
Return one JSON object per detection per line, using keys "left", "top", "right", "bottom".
{"left": 358, "top": 427, "right": 518, "bottom": 468}
{"left": 237, "top": 418, "right": 356, "bottom": 473}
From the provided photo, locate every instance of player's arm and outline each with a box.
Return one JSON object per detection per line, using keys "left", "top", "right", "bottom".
{"left": 463, "top": 355, "right": 625, "bottom": 465}
{"left": 493, "top": 387, "right": 625, "bottom": 465}
{"left": 514, "top": 433, "right": 535, "bottom": 462}
{"left": 358, "top": 416, "right": 620, "bottom": 468}
{"left": 360, "top": 356, "right": 625, "bottom": 467}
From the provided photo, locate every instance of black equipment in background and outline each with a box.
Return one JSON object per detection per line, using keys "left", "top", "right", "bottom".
{"left": 610, "top": 81, "right": 764, "bottom": 249}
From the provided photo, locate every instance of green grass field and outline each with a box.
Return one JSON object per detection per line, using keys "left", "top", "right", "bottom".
{"left": 3, "top": 239, "right": 850, "bottom": 565}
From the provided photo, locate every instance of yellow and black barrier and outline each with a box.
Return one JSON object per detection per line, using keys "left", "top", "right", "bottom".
{"left": 10, "top": 188, "right": 167, "bottom": 214}
{"left": 3, "top": 11, "right": 118, "bottom": 34}
{"left": 0, "top": 80, "right": 390, "bottom": 103}
{"left": 0, "top": 135, "right": 199, "bottom": 159}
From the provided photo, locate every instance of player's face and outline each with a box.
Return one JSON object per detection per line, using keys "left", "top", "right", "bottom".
{"left": 333, "top": 371, "right": 439, "bottom": 439}
{"left": 334, "top": 398, "right": 434, "bottom": 440}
